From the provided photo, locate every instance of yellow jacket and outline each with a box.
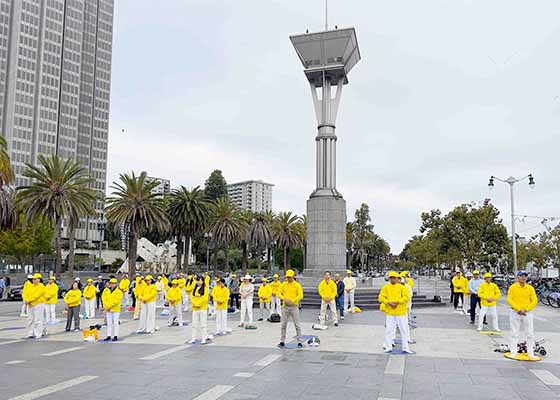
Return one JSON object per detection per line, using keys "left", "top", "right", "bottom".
{"left": 102, "top": 288, "right": 123, "bottom": 312}
{"left": 318, "top": 279, "right": 337, "bottom": 301}
{"left": 452, "top": 276, "right": 468, "bottom": 293}
{"left": 185, "top": 279, "right": 195, "bottom": 294}
{"left": 258, "top": 284, "right": 272, "bottom": 302}
{"left": 378, "top": 283, "right": 410, "bottom": 316}
{"left": 83, "top": 284, "right": 96, "bottom": 300}
{"left": 178, "top": 278, "right": 186, "bottom": 289}
{"left": 211, "top": 286, "right": 230, "bottom": 310}
{"left": 166, "top": 287, "right": 182, "bottom": 306}
{"left": 477, "top": 282, "right": 501, "bottom": 307}
{"left": 204, "top": 275, "right": 211, "bottom": 288}
{"left": 270, "top": 280, "right": 281, "bottom": 296}
{"left": 22, "top": 280, "right": 32, "bottom": 299}
{"left": 134, "top": 280, "right": 146, "bottom": 297}
{"left": 406, "top": 277, "right": 415, "bottom": 289}
{"left": 23, "top": 283, "right": 46, "bottom": 307}
{"left": 140, "top": 284, "right": 157, "bottom": 303}
{"left": 119, "top": 278, "right": 130, "bottom": 292}
{"left": 191, "top": 286, "right": 209, "bottom": 311}
{"left": 162, "top": 276, "right": 169, "bottom": 290}
{"left": 44, "top": 283, "right": 59, "bottom": 305}
{"left": 507, "top": 282, "right": 537, "bottom": 312}
{"left": 64, "top": 289, "right": 82, "bottom": 307}
{"left": 278, "top": 280, "right": 304, "bottom": 306}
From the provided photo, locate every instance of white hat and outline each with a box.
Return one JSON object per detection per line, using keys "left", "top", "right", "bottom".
{"left": 243, "top": 274, "right": 253, "bottom": 281}
{"left": 98, "top": 275, "right": 102, "bottom": 278}
{"left": 27, "top": 274, "right": 33, "bottom": 279}
{"left": 74, "top": 277, "right": 81, "bottom": 281}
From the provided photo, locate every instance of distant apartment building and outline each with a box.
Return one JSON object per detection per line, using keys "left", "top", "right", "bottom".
{"left": 144, "top": 174, "right": 171, "bottom": 195}
{"left": 227, "top": 180, "right": 273, "bottom": 212}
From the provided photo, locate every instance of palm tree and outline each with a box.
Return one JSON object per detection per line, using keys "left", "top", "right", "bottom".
{"left": 17, "top": 155, "right": 97, "bottom": 275}
{"left": 0, "top": 135, "right": 16, "bottom": 229}
{"left": 248, "top": 212, "right": 273, "bottom": 271}
{"left": 273, "top": 212, "right": 302, "bottom": 269}
{"left": 239, "top": 209, "right": 253, "bottom": 274}
{"left": 105, "top": 171, "right": 170, "bottom": 276}
{"left": 168, "top": 186, "right": 211, "bottom": 271}
{"left": 0, "top": 136, "right": 14, "bottom": 186}
{"left": 207, "top": 197, "right": 248, "bottom": 272}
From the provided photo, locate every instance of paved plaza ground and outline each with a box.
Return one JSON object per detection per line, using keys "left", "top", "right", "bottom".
{"left": 1, "top": 278, "right": 560, "bottom": 400}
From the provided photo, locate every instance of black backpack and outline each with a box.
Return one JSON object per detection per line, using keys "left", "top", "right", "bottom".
{"left": 269, "top": 313, "right": 281, "bottom": 323}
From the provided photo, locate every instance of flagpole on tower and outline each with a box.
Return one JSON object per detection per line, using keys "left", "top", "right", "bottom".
{"left": 325, "top": 0, "right": 328, "bottom": 30}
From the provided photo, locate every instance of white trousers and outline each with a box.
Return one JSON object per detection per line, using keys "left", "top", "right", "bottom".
{"left": 27, "top": 304, "right": 44, "bottom": 338}
{"left": 259, "top": 302, "right": 271, "bottom": 319}
{"left": 271, "top": 296, "right": 282, "bottom": 316}
{"left": 384, "top": 315, "right": 410, "bottom": 352}
{"left": 85, "top": 298, "right": 96, "bottom": 318}
{"left": 107, "top": 312, "right": 120, "bottom": 337}
{"left": 215, "top": 309, "right": 228, "bottom": 333}
{"left": 21, "top": 302, "right": 28, "bottom": 316}
{"left": 344, "top": 290, "right": 355, "bottom": 312}
{"left": 192, "top": 309, "right": 208, "bottom": 341}
{"left": 320, "top": 300, "right": 338, "bottom": 324}
{"left": 123, "top": 292, "right": 131, "bottom": 307}
{"left": 44, "top": 304, "right": 56, "bottom": 324}
{"left": 156, "top": 292, "right": 165, "bottom": 308}
{"left": 510, "top": 310, "right": 535, "bottom": 357}
{"left": 138, "top": 301, "right": 156, "bottom": 333}
{"left": 240, "top": 298, "right": 253, "bottom": 324}
{"left": 168, "top": 303, "right": 183, "bottom": 325}
{"left": 479, "top": 306, "right": 499, "bottom": 331}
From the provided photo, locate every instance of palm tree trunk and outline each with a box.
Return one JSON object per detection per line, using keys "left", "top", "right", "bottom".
{"left": 54, "top": 217, "right": 63, "bottom": 275}
{"left": 267, "top": 246, "right": 272, "bottom": 273}
{"left": 283, "top": 247, "right": 288, "bottom": 269}
{"left": 128, "top": 233, "right": 138, "bottom": 277}
{"left": 176, "top": 236, "right": 183, "bottom": 272}
{"left": 241, "top": 241, "right": 248, "bottom": 275}
{"left": 182, "top": 234, "right": 190, "bottom": 271}
{"left": 68, "top": 224, "right": 75, "bottom": 278}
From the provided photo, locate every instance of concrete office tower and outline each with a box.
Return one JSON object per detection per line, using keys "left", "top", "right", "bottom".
{"left": 290, "top": 28, "right": 361, "bottom": 275}
{"left": 0, "top": 0, "right": 114, "bottom": 241}
{"left": 228, "top": 180, "right": 273, "bottom": 212}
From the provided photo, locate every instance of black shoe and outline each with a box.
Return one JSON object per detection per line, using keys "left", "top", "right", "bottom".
{"left": 278, "top": 342, "right": 285, "bottom": 348}
{"left": 470, "top": 321, "right": 474, "bottom": 324}
{"left": 297, "top": 342, "right": 303, "bottom": 348}
{"left": 483, "top": 321, "right": 488, "bottom": 325}
{"left": 258, "top": 318, "right": 263, "bottom": 321}
{"left": 103, "top": 336, "right": 111, "bottom": 341}
{"left": 334, "top": 322, "right": 339, "bottom": 327}
{"left": 65, "top": 328, "right": 70, "bottom": 332}
{"left": 112, "top": 336, "right": 118, "bottom": 342}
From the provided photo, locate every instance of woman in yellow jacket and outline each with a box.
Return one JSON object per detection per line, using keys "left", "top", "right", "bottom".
{"left": 189, "top": 275, "right": 209, "bottom": 344}
{"left": 24, "top": 273, "right": 46, "bottom": 338}
{"left": 64, "top": 281, "right": 82, "bottom": 332}
{"left": 137, "top": 275, "right": 157, "bottom": 334}
{"left": 20, "top": 274, "right": 33, "bottom": 317}
{"left": 378, "top": 271, "right": 412, "bottom": 354}
{"left": 166, "top": 279, "right": 184, "bottom": 327}
{"left": 119, "top": 274, "right": 131, "bottom": 307}
{"left": 270, "top": 274, "right": 282, "bottom": 317}
{"left": 44, "top": 276, "right": 59, "bottom": 325}
{"left": 184, "top": 274, "right": 194, "bottom": 312}
{"left": 451, "top": 272, "right": 468, "bottom": 312}
{"left": 477, "top": 273, "right": 501, "bottom": 332}
{"left": 102, "top": 278, "right": 123, "bottom": 341}
{"left": 258, "top": 278, "right": 273, "bottom": 321}
{"left": 212, "top": 278, "right": 230, "bottom": 335}
{"left": 133, "top": 277, "right": 146, "bottom": 320}
{"left": 83, "top": 278, "right": 97, "bottom": 319}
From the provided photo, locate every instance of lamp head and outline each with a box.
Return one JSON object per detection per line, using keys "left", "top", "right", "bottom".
{"left": 488, "top": 177, "right": 495, "bottom": 190}
{"left": 528, "top": 174, "right": 535, "bottom": 189}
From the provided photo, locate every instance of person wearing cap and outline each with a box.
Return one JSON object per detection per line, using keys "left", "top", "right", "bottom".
{"left": 20, "top": 274, "right": 33, "bottom": 317}
{"left": 44, "top": 276, "right": 59, "bottom": 325}
{"left": 452, "top": 271, "right": 468, "bottom": 312}
{"left": 94, "top": 275, "right": 104, "bottom": 309}
{"left": 343, "top": 270, "right": 357, "bottom": 313}
{"left": 258, "top": 278, "right": 272, "bottom": 321}
{"left": 102, "top": 278, "right": 123, "bottom": 341}
{"left": 401, "top": 271, "right": 415, "bottom": 315}
{"left": 278, "top": 269, "right": 304, "bottom": 347}
{"left": 229, "top": 274, "right": 240, "bottom": 310}
{"left": 64, "top": 281, "right": 82, "bottom": 332}
{"left": 189, "top": 275, "right": 209, "bottom": 344}
{"left": 155, "top": 276, "right": 165, "bottom": 308}
{"left": 184, "top": 274, "right": 195, "bottom": 312}
{"left": 379, "top": 271, "right": 412, "bottom": 354}
{"left": 83, "top": 279, "right": 97, "bottom": 319}
{"left": 318, "top": 271, "right": 339, "bottom": 327}
{"left": 162, "top": 274, "right": 169, "bottom": 291}
{"left": 239, "top": 275, "right": 255, "bottom": 327}
{"left": 477, "top": 273, "right": 501, "bottom": 332}
{"left": 133, "top": 276, "right": 146, "bottom": 320}
{"left": 212, "top": 278, "right": 231, "bottom": 335}
{"left": 23, "top": 273, "right": 46, "bottom": 338}
{"left": 119, "top": 274, "right": 131, "bottom": 306}
{"left": 166, "top": 279, "right": 184, "bottom": 327}
{"left": 270, "top": 274, "right": 282, "bottom": 316}
{"left": 468, "top": 270, "right": 485, "bottom": 325}
{"left": 508, "top": 271, "right": 538, "bottom": 359}
{"left": 334, "top": 273, "right": 345, "bottom": 320}
{"left": 137, "top": 275, "right": 157, "bottom": 333}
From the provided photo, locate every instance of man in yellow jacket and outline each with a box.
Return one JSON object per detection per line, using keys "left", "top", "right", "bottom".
{"left": 379, "top": 271, "right": 412, "bottom": 354}
{"left": 137, "top": 275, "right": 157, "bottom": 333}
{"left": 83, "top": 278, "right": 97, "bottom": 319}
{"left": 133, "top": 276, "right": 146, "bottom": 320}
{"left": 452, "top": 272, "right": 468, "bottom": 312}
{"left": 212, "top": 278, "right": 231, "bottom": 335}
{"left": 318, "top": 271, "right": 339, "bottom": 326}
{"left": 477, "top": 273, "right": 501, "bottom": 332}
{"left": 119, "top": 274, "right": 131, "bottom": 306}
{"left": 102, "top": 278, "right": 123, "bottom": 341}
{"left": 24, "top": 273, "right": 46, "bottom": 338}
{"left": 508, "top": 271, "right": 538, "bottom": 359}
{"left": 278, "top": 269, "right": 304, "bottom": 348}
{"left": 44, "top": 276, "right": 59, "bottom": 325}
{"left": 20, "top": 274, "right": 33, "bottom": 317}
{"left": 166, "top": 279, "right": 184, "bottom": 327}
{"left": 258, "top": 278, "right": 272, "bottom": 321}
{"left": 270, "top": 274, "right": 282, "bottom": 317}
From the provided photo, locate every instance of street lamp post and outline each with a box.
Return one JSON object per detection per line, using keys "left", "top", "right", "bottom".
{"left": 488, "top": 174, "right": 535, "bottom": 274}
{"left": 97, "top": 215, "right": 106, "bottom": 273}
{"left": 204, "top": 233, "right": 212, "bottom": 273}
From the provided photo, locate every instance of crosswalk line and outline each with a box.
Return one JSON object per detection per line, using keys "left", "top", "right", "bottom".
{"left": 41, "top": 346, "right": 84, "bottom": 357}
{"left": 0, "top": 339, "right": 24, "bottom": 346}
{"left": 5, "top": 360, "right": 26, "bottom": 365}
{"left": 530, "top": 369, "right": 560, "bottom": 386}
{"left": 192, "top": 385, "right": 234, "bottom": 400}
{"left": 139, "top": 344, "right": 191, "bottom": 360}
{"left": 254, "top": 354, "right": 281, "bottom": 367}
{"left": 233, "top": 372, "right": 254, "bottom": 378}
{"left": 384, "top": 355, "right": 405, "bottom": 375}
{"left": 7, "top": 375, "right": 98, "bottom": 400}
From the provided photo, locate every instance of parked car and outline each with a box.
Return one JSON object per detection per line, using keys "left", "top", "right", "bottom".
{"left": 7, "top": 282, "right": 70, "bottom": 301}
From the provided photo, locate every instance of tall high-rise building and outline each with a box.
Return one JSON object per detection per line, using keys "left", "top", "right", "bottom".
{"left": 0, "top": 0, "right": 114, "bottom": 241}
{"left": 144, "top": 174, "right": 171, "bottom": 195}
{"left": 227, "top": 180, "right": 273, "bottom": 212}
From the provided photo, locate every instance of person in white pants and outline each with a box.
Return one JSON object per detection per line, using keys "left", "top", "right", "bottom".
{"left": 155, "top": 276, "right": 165, "bottom": 308}
{"left": 379, "top": 271, "right": 413, "bottom": 354}
{"left": 137, "top": 275, "right": 157, "bottom": 334}
{"left": 258, "top": 278, "right": 272, "bottom": 321}
{"left": 239, "top": 275, "right": 254, "bottom": 327}
{"left": 189, "top": 275, "right": 209, "bottom": 344}
{"left": 318, "top": 272, "right": 339, "bottom": 326}
{"left": 507, "top": 271, "right": 538, "bottom": 359}
{"left": 83, "top": 279, "right": 97, "bottom": 319}
{"left": 212, "top": 278, "right": 231, "bottom": 335}
{"left": 343, "top": 270, "right": 356, "bottom": 313}
{"left": 102, "top": 278, "right": 123, "bottom": 341}
{"left": 270, "top": 274, "right": 282, "bottom": 316}
{"left": 43, "top": 276, "right": 59, "bottom": 324}
{"left": 24, "top": 274, "right": 46, "bottom": 339}
{"left": 20, "top": 275, "right": 33, "bottom": 317}
{"left": 166, "top": 280, "right": 184, "bottom": 327}
{"left": 477, "top": 273, "right": 501, "bottom": 332}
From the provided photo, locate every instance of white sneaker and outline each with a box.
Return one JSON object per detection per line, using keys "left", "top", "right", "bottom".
{"left": 201, "top": 339, "right": 207, "bottom": 345}
{"left": 403, "top": 350, "right": 415, "bottom": 354}
{"left": 178, "top": 323, "right": 184, "bottom": 327}
{"left": 188, "top": 339, "right": 196, "bottom": 344}
{"left": 476, "top": 327, "right": 482, "bottom": 331}
{"left": 495, "top": 329, "right": 501, "bottom": 332}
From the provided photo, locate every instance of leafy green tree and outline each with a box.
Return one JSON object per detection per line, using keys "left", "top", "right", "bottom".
{"left": 204, "top": 170, "right": 228, "bottom": 202}
{"left": 0, "top": 216, "right": 54, "bottom": 266}
{"left": 352, "top": 203, "right": 374, "bottom": 268}
{"left": 273, "top": 212, "right": 302, "bottom": 269}
{"left": 248, "top": 212, "right": 273, "bottom": 271}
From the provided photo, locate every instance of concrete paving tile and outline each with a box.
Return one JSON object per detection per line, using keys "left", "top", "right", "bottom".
{"left": 498, "top": 367, "right": 541, "bottom": 379}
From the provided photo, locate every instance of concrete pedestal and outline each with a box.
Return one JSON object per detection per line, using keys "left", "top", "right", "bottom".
{"left": 305, "top": 195, "right": 347, "bottom": 279}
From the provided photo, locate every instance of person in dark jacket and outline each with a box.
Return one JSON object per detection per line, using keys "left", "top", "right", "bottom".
{"left": 228, "top": 274, "right": 240, "bottom": 310}
{"left": 94, "top": 276, "right": 105, "bottom": 309}
{"left": 334, "top": 273, "right": 345, "bottom": 320}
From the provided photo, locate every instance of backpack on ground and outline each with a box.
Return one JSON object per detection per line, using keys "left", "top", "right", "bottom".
{"left": 269, "top": 313, "right": 281, "bottom": 323}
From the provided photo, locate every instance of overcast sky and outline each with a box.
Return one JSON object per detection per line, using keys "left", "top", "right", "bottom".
{"left": 107, "top": 1, "right": 560, "bottom": 253}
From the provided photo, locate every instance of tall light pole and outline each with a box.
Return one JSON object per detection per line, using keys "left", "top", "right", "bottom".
{"left": 97, "top": 214, "right": 106, "bottom": 273}
{"left": 488, "top": 174, "right": 535, "bottom": 274}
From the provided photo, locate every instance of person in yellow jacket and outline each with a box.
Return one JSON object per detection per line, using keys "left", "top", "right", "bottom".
{"left": 64, "top": 281, "right": 82, "bottom": 332}
{"left": 137, "top": 275, "right": 157, "bottom": 334}
{"left": 24, "top": 273, "right": 46, "bottom": 338}
{"left": 452, "top": 271, "right": 468, "bottom": 312}
{"left": 477, "top": 273, "right": 501, "bottom": 332}
{"left": 83, "top": 278, "right": 97, "bottom": 319}
{"left": 379, "top": 271, "right": 412, "bottom": 354}
{"left": 119, "top": 274, "right": 131, "bottom": 307}
{"left": 204, "top": 272, "right": 211, "bottom": 288}
{"left": 102, "top": 278, "right": 123, "bottom": 341}
{"left": 212, "top": 278, "right": 231, "bottom": 335}
{"left": 184, "top": 274, "right": 194, "bottom": 312}
{"left": 270, "top": 274, "right": 282, "bottom": 317}
{"left": 189, "top": 275, "right": 209, "bottom": 344}
{"left": 508, "top": 271, "right": 538, "bottom": 359}
{"left": 343, "top": 269, "right": 357, "bottom": 313}
{"left": 167, "top": 279, "right": 184, "bottom": 327}
{"left": 258, "top": 278, "right": 272, "bottom": 321}
{"left": 133, "top": 276, "right": 146, "bottom": 320}
{"left": 44, "top": 276, "right": 59, "bottom": 325}
{"left": 20, "top": 274, "right": 33, "bottom": 317}
{"left": 278, "top": 269, "right": 304, "bottom": 348}
{"left": 155, "top": 275, "right": 165, "bottom": 308}
{"left": 318, "top": 271, "right": 339, "bottom": 326}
